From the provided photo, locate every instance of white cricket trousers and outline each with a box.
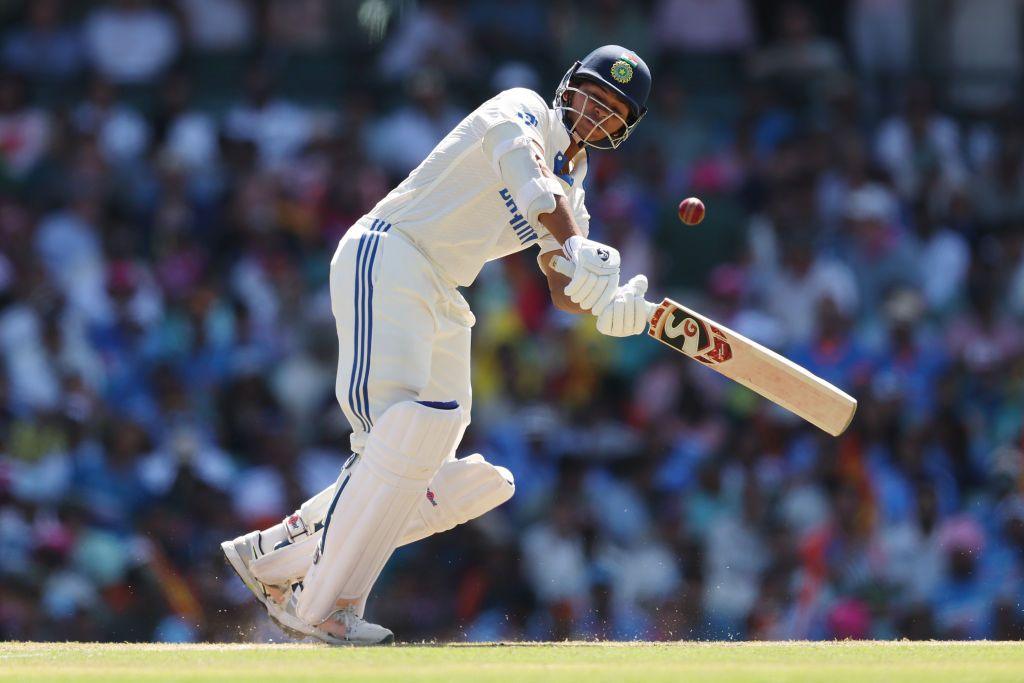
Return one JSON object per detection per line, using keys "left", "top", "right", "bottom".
{"left": 330, "top": 216, "right": 474, "bottom": 454}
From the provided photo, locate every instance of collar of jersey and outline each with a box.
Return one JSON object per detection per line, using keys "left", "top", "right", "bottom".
{"left": 550, "top": 113, "right": 587, "bottom": 186}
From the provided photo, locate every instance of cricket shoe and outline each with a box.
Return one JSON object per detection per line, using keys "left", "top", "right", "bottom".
{"left": 220, "top": 531, "right": 311, "bottom": 640}
{"left": 284, "top": 586, "right": 395, "bottom": 646}
{"left": 318, "top": 605, "right": 395, "bottom": 646}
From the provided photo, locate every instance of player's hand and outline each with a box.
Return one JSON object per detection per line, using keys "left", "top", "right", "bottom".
{"left": 562, "top": 235, "right": 620, "bottom": 314}
{"left": 596, "top": 275, "right": 650, "bottom": 337}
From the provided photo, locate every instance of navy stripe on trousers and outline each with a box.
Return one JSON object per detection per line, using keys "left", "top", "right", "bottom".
{"left": 316, "top": 454, "right": 357, "bottom": 557}
{"left": 346, "top": 219, "right": 390, "bottom": 432}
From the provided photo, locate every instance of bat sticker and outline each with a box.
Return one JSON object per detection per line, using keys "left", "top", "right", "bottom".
{"left": 651, "top": 303, "right": 733, "bottom": 364}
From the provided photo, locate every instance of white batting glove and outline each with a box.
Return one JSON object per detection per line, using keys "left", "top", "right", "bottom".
{"left": 562, "top": 235, "right": 620, "bottom": 315}
{"left": 596, "top": 275, "right": 650, "bottom": 337}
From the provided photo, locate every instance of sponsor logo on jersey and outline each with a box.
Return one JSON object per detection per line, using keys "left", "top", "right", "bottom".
{"left": 517, "top": 109, "right": 538, "bottom": 127}
{"left": 498, "top": 188, "right": 538, "bottom": 245}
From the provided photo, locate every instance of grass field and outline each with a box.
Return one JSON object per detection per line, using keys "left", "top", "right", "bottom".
{"left": 2, "top": 641, "right": 1022, "bottom": 682}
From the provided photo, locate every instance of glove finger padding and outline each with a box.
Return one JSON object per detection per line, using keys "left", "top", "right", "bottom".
{"left": 615, "top": 295, "right": 627, "bottom": 334}
{"left": 567, "top": 272, "right": 598, "bottom": 305}
{"left": 597, "top": 305, "right": 613, "bottom": 335}
{"left": 628, "top": 275, "right": 649, "bottom": 333}
{"left": 587, "top": 276, "right": 618, "bottom": 315}
{"left": 563, "top": 270, "right": 587, "bottom": 299}
{"left": 622, "top": 295, "right": 635, "bottom": 333}
{"left": 628, "top": 274, "right": 648, "bottom": 297}
{"left": 577, "top": 277, "right": 602, "bottom": 310}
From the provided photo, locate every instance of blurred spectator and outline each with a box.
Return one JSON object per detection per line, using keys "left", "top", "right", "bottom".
{"left": 2, "top": 0, "right": 84, "bottom": 82}
{"left": 521, "top": 495, "right": 592, "bottom": 637}
{"left": 83, "top": 0, "right": 181, "bottom": 85}
{"left": 972, "top": 125, "right": 1024, "bottom": 227}
{"left": 176, "top": 0, "right": 255, "bottom": 53}
{"left": 932, "top": 516, "right": 995, "bottom": 638}
{"left": 641, "top": 82, "right": 713, "bottom": 169}
{"left": 266, "top": 0, "right": 335, "bottom": 52}
{"left": 467, "top": 1, "right": 550, "bottom": 63}
{"left": 491, "top": 62, "right": 542, "bottom": 94}
{"left": 847, "top": 0, "right": 913, "bottom": 77}
{"left": 0, "top": 72, "right": 52, "bottom": 180}
{"left": 34, "top": 197, "right": 108, "bottom": 323}
{"left": 652, "top": 0, "right": 755, "bottom": 55}
{"left": 72, "top": 77, "right": 151, "bottom": 164}
{"left": 703, "top": 481, "right": 770, "bottom": 638}
{"left": 910, "top": 200, "right": 969, "bottom": 313}
{"left": 749, "top": 2, "right": 845, "bottom": 103}
{"left": 841, "top": 183, "right": 920, "bottom": 316}
{"left": 365, "top": 70, "right": 466, "bottom": 177}
{"left": 154, "top": 73, "right": 220, "bottom": 173}
{"left": 224, "top": 67, "right": 317, "bottom": 168}
{"left": 874, "top": 83, "right": 965, "bottom": 200}
{"left": 753, "top": 229, "right": 860, "bottom": 346}
{"left": 947, "top": 0, "right": 1023, "bottom": 112}
{"left": 379, "top": 0, "right": 477, "bottom": 83}
{"left": 554, "top": 0, "right": 652, "bottom": 73}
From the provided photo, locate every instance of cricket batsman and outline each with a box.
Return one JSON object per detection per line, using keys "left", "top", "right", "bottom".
{"left": 221, "top": 46, "right": 653, "bottom": 644}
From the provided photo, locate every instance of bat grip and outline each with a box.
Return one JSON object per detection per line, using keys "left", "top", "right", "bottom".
{"left": 549, "top": 256, "right": 659, "bottom": 321}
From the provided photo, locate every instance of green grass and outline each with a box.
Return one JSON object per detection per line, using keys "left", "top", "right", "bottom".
{"left": 2, "top": 641, "right": 1022, "bottom": 682}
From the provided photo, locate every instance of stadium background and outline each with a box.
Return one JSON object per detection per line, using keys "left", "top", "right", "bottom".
{"left": 0, "top": 0, "right": 1022, "bottom": 643}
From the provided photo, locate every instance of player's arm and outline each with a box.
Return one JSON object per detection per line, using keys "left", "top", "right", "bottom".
{"left": 481, "top": 117, "right": 621, "bottom": 315}
{"left": 538, "top": 247, "right": 585, "bottom": 314}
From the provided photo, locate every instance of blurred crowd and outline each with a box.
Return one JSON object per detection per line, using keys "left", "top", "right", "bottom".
{"left": 1, "top": 0, "right": 1023, "bottom": 643}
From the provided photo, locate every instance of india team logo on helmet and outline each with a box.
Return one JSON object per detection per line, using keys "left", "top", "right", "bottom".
{"left": 610, "top": 56, "right": 636, "bottom": 84}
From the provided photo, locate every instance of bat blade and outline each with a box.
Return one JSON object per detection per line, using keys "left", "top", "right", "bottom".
{"left": 648, "top": 298, "right": 857, "bottom": 436}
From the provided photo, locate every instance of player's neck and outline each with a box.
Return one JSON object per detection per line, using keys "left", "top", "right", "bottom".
{"left": 560, "top": 141, "right": 584, "bottom": 174}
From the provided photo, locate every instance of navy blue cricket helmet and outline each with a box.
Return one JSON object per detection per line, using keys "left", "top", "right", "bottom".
{"left": 554, "top": 45, "right": 651, "bottom": 149}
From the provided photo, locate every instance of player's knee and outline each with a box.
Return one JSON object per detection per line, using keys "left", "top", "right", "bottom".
{"left": 493, "top": 465, "right": 515, "bottom": 499}
{"left": 363, "top": 400, "right": 465, "bottom": 481}
{"left": 431, "top": 455, "right": 515, "bottom": 531}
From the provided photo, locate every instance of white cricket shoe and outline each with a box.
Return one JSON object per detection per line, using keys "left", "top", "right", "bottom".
{"left": 220, "top": 531, "right": 313, "bottom": 640}
{"left": 222, "top": 532, "right": 394, "bottom": 645}
{"left": 317, "top": 605, "right": 395, "bottom": 646}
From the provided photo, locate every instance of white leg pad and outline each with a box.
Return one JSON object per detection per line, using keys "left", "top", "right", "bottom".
{"left": 250, "top": 454, "right": 515, "bottom": 586}
{"left": 293, "top": 400, "right": 464, "bottom": 624}
{"left": 402, "top": 453, "right": 515, "bottom": 544}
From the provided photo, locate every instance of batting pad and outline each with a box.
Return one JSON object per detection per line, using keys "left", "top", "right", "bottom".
{"left": 250, "top": 454, "right": 515, "bottom": 586}
{"left": 403, "top": 454, "right": 514, "bottom": 543}
{"left": 293, "top": 400, "right": 464, "bottom": 624}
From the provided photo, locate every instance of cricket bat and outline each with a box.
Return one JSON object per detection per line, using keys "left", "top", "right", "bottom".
{"left": 551, "top": 257, "right": 857, "bottom": 436}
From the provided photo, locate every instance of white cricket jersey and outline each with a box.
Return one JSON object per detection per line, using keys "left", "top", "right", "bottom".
{"left": 366, "top": 88, "right": 590, "bottom": 287}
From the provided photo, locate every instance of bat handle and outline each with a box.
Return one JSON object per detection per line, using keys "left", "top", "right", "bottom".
{"left": 551, "top": 255, "right": 660, "bottom": 322}
{"left": 643, "top": 300, "right": 658, "bottom": 320}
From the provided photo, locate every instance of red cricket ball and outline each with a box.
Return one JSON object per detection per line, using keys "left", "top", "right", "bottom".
{"left": 678, "top": 197, "right": 705, "bottom": 226}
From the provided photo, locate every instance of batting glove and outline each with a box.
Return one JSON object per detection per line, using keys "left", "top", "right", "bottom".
{"left": 596, "top": 274, "right": 650, "bottom": 337}
{"left": 562, "top": 235, "right": 620, "bottom": 315}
